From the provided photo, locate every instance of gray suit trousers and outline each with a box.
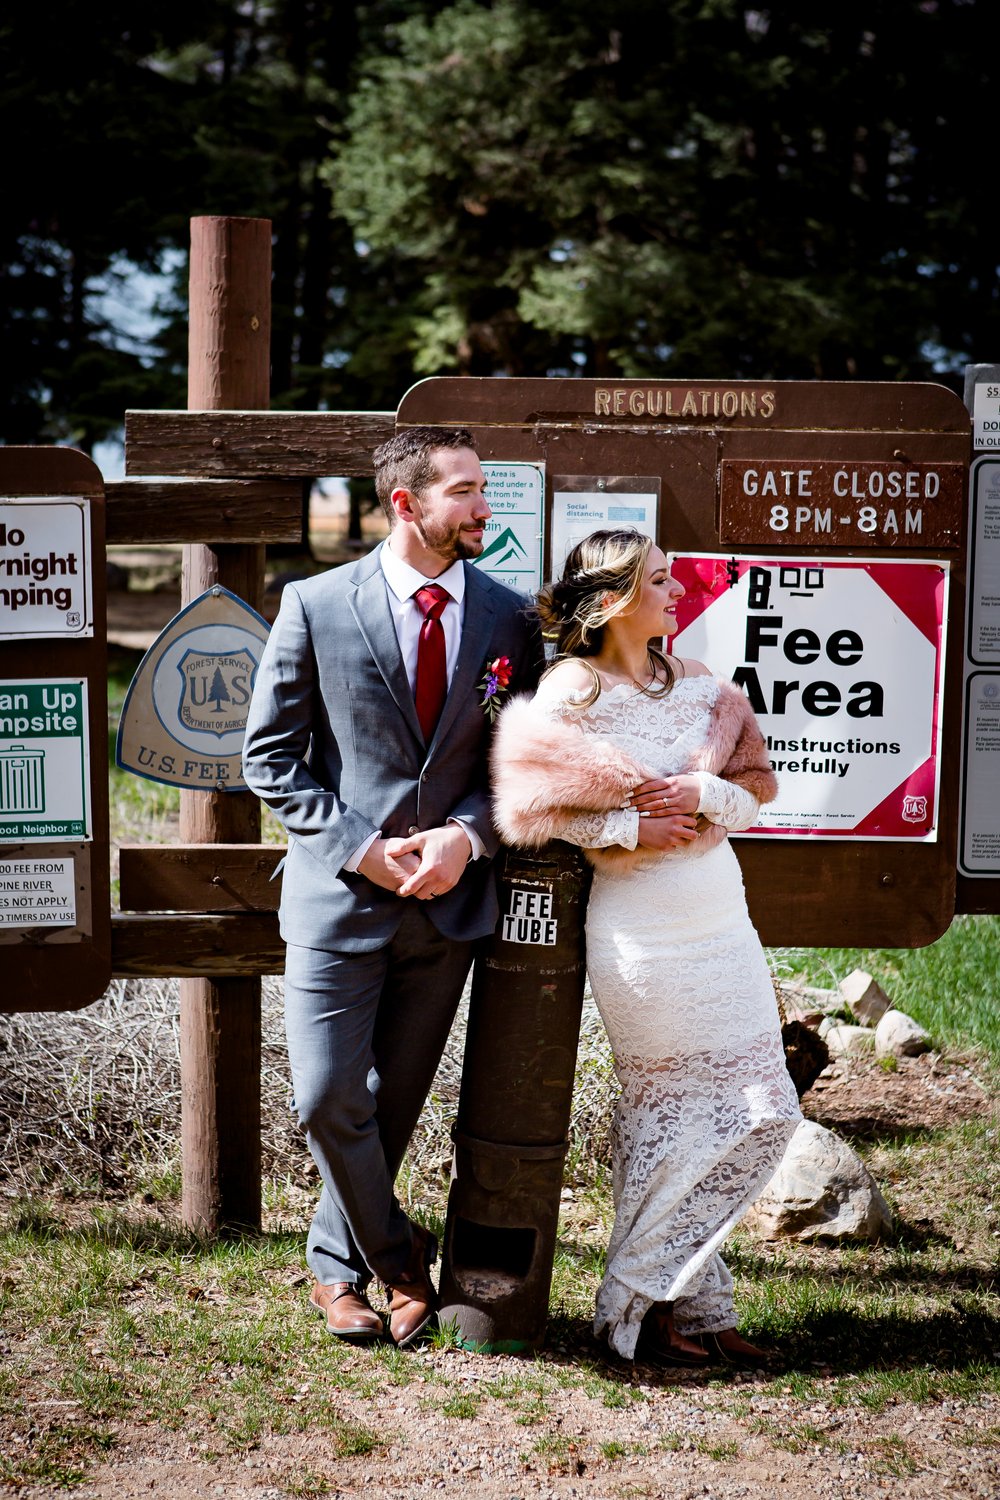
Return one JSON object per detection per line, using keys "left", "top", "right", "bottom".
{"left": 284, "top": 905, "right": 474, "bottom": 1287}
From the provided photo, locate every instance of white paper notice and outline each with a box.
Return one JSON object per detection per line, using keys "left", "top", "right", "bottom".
{"left": 550, "top": 491, "right": 657, "bottom": 580}
{"left": 973, "top": 381, "right": 1000, "bottom": 451}
{"left": 960, "top": 672, "right": 1000, "bottom": 875}
{"left": 0, "top": 856, "right": 77, "bottom": 927}
{"left": 969, "top": 459, "right": 1000, "bottom": 663}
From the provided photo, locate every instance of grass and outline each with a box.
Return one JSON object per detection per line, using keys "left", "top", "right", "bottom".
{"left": 0, "top": 1207, "right": 394, "bottom": 1488}
{"left": 2, "top": 1011, "right": 996, "bottom": 1491}
{"left": 2, "top": 1098, "right": 996, "bottom": 1490}
{"left": 2, "top": 646, "right": 997, "bottom": 1486}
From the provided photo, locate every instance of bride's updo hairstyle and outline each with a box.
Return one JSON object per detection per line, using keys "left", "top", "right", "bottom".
{"left": 536, "top": 528, "right": 674, "bottom": 704}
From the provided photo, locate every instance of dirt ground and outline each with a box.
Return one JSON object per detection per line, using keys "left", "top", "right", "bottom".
{"left": 8, "top": 1051, "right": 995, "bottom": 1500}
{"left": 802, "top": 1046, "right": 992, "bottom": 1138}
{"left": 56, "top": 1382, "right": 1000, "bottom": 1500}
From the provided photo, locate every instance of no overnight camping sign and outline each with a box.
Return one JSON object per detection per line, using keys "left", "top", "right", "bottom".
{"left": 669, "top": 555, "right": 948, "bottom": 841}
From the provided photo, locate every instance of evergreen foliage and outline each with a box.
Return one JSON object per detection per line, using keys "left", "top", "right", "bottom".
{"left": 332, "top": 0, "right": 999, "bottom": 383}
{"left": 1, "top": 0, "right": 996, "bottom": 445}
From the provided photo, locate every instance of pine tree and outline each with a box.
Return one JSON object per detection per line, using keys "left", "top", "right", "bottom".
{"left": 208, "top": 666, "right": 231, "bottom": 712}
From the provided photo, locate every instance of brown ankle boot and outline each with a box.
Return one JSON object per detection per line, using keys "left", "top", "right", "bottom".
{"left": 638, "top": 1303, "right": 709, "bottom": 1368}
{"left": 702, "top": 1328, "right": 772, "bottom": 1368}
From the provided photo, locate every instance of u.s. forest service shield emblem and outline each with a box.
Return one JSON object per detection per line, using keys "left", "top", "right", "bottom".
{"left": 177, "top": 647, "right": 257, "bottom": 739}
{"left": 115, "top": 585, "right": 270, "bottom": 792}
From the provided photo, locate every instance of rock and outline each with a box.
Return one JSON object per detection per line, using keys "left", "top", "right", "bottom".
{"left": 839, "top": 969, "right": 893, "bottom": 1027}
{"left": 746, "top": 1120, "right": 893, "bottom": 1241}
{"left": 821, "top": 1022, "right": 876, "bottom": 1057}
{"left": 875, "top": 1009, "right": 931, "bottom": 1059}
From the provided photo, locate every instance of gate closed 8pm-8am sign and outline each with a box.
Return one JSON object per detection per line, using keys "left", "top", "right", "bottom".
{"left": 669, "top": 554, "right": 948, "bottom": 840}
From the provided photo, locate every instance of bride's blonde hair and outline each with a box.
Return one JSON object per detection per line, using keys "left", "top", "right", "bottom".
{"left": 535, "top": 529, "right": 674, "bottom": 704}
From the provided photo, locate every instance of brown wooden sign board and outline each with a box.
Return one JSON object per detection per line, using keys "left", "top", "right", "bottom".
{"left": 719, "top": 459, "right": 964, "bottom": 549}
{"left": 0, "top": 448, "right": 111, "bottom": 1012}
{"left": 398, "top": 377, "right": 973, "bottom": 947}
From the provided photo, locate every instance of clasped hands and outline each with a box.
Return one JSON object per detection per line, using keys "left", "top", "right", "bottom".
{"left": 628, "top": 773, "right": 703, "bottom": 850}
{"left": 358, "top": 824, "right": 472, "bottom": 899}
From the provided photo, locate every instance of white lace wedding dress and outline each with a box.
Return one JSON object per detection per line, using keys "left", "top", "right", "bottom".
{"left": 533, "top": 672, "right": 801, "bottom": 1360}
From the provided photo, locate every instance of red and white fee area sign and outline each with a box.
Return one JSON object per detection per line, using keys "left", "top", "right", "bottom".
{"left": 668, "top": 555, "right": 949, "bottom": 840}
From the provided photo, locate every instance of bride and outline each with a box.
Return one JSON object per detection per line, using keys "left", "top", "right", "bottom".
{"left": 492, "top": 529, "right": 801, "bottom": 1368}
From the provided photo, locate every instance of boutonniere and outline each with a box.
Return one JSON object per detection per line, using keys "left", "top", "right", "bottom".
{"left": 479, "top": 655, "right": 513, "bottom": 720}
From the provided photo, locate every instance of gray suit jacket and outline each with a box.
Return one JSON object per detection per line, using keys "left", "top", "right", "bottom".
{"left": 242, "top": 545, "right": 543, "bottom": 951}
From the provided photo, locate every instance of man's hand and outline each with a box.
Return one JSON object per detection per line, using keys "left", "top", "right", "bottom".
{"left": 357, "top": 838, "right": 421, "bottom": 892}
{"left": 385, "top": 824, "right": 473, "bottom": 900}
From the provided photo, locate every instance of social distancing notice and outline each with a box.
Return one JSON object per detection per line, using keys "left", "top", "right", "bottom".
{"left": 550, "top": 481, "right": 658, "bottom": 580}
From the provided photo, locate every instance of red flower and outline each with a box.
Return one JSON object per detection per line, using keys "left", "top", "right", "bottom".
{"left": 490, "top": 655, "right": 512, "bottom": 688}
{"left": 479, "top": 655, "right": 514, "bottom": 720}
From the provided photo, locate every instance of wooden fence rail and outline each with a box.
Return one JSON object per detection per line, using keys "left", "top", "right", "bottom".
{"left": 124, "top": 408, "right": 394, "bottom": 479}
{"left": 105, "top": 477, "right": 304, "bottom": 543}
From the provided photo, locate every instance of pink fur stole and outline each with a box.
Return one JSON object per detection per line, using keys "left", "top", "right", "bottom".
{"left": 491, "top": 678, "right": 776, "bottom": 869}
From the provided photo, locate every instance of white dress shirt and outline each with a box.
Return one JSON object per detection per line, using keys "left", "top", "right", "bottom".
{"left": 343, "top": 541, "right": 485, "bottom": 871}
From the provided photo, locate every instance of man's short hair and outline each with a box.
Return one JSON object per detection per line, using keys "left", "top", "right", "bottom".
{"left": 372, "top": 426, "right": 478, "bottom": 519}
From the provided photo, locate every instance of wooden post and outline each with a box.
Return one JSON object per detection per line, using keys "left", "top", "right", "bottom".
{"left": 180, "top": 217, "right": 272, "bottom": 1232}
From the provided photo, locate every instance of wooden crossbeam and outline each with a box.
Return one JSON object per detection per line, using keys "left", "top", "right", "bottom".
{"left": 106, "top": 478, "right": 304, "bottom": 544}
{"left": 111, "top": 913, "right": 284, "bottom": 976}
{"left": 119, "top": 843, "right": 283, "bottom": 913}
{"left": 125, "top": 409, "right": 395, "bottom": 479}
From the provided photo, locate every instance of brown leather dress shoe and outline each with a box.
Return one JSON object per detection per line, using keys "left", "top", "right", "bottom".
{"left": 385, "top": 1222, "right": 438, "bottom": 1348}
{"left": 310, "top": 1281, "right": 384, "bottom": 1341}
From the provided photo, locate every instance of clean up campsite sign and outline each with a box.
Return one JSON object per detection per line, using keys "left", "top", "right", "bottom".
{"left": 669, "top": 554, "right": 948, "bottom": 840}
{"left": 0, "top": 679, "right": 91, "bottom": 841}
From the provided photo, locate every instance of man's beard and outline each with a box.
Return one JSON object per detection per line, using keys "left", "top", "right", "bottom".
{"left": 414, "top": 516, "right": 484, "bottom": 562}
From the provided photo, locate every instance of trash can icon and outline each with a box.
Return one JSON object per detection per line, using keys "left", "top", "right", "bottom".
{"left": 0, "top": 746, "right": 46, "bottom": 814}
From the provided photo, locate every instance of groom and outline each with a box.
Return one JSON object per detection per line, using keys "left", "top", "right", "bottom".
{"left": 243, "top": 426, "right": 542, "bottom": 1345}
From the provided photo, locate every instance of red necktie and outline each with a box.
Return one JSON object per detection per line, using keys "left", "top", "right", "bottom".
{"left": 414, "top": 584, "right": 451, "bottom": 740}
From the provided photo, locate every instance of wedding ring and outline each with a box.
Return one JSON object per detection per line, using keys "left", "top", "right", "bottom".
{"left": 662, "top": 796, "right": 670, "bottom": 809}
